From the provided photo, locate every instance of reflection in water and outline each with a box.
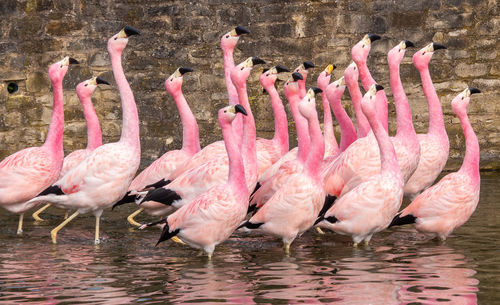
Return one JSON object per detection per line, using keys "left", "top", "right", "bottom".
{"left": 0, "top": 173, "right": 498, "bottom": 304}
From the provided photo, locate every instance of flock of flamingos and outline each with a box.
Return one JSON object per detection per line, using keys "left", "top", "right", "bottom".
{"left": 0, "top": 25, "right": 481, "bottom": 258}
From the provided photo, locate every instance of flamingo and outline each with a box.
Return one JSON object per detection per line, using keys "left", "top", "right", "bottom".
{"left": 148, "top": 104, "right": 249, "bottom": 259}
{"left": 344, "top": 62, "right": 370, "bottom": 138}
{"left": 316, "top": 84, "right": 404, "bottom": 246}
{"left": 32, "top": 76, "right": 109, "bottom": 222}
{"left": 112, "top": 67, "right": 199, "bottom": 226}
{"left": 294, "top": 61, "right": 315, "bottom": 98}
{"left": 138, "top": 57, "right": 263, "bottom": 215}
{"left": 239, "top": 87, "right": 325, "bottom": 254}
{"left": 166, "top": 26, "right": 250, "bottom": 180}
{"left": 404, "top": 43, "right": 449, "bottom": 200}
{"left": 27, "top": 26, "right": 141, "bottom": 244}
{"left": 317, "top": 64, "right": 339, "bottom": 157}
{"left": 0, "top": 56, "right": 78, "bottom": 234}
{"left": 390, "top": 88, "right": 481, "bottom": 240}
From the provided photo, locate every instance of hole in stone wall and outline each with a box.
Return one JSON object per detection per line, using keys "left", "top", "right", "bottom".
{"left": 7, "top": 82, "right": 18, "bottom": 94}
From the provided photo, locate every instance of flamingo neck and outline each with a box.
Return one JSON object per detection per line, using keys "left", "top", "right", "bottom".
{"left": 236, "top": 82, "right": 258, "bottom": 184}
{"left": 321, "top": 90, "right": 338, "bottom": 156}
{"left": 457, "top": 108, "right": 480, "bottom": 184}
{"left": 389, "top": 61, "right": 417, "bottom": 139}
{"left": 288, "top": 93, "right": 310, "bottom": 163}
{"left": 346, "top": 75, "right": 370, "bottom": 138}
{"left": 171, "top": 89, "right": 201, "bottom": 155}
{"left": 43, "top": 80, "right": 64, "bottom": 159}
{"left": 223, "top": 47, "right": 243, "bottom": 144}
{"left": 304, "top": 110, "right": 325, "bottom": 179}
{"left": 110, "top": 50, "right": 140, "bottom": 147}
{"left": 298, "top": 77, "right": 307, "bottom": 99}
{"left": 78, "top": 92, "right": 102, "bottom": 150}
{"left": 328, "top": 90, "right": 356, "bottom": 152}
{"left": 266, "top": 83, "right": 289, "bottom": 155}
{"left": 419, "top": 66, "right": 447, "bottom": 138}
{"left": 221, "top": 117, "right": 247, "bottom": 196}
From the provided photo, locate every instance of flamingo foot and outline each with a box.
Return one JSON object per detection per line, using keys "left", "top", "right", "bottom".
{"left": 50, "top": 211, "right": 79, "bottom": 244}
{"left": 32, "top": 204, "right": 51, "bottom": 222}
{"left": 127, "top": 208, "right": 144, "bottom": 227}
{"left": 315, "top": 227, "right": 325, "bottom": 235}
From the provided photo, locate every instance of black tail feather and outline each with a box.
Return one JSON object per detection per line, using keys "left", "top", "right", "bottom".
{"left": 317, "top": 195, "right": 336, "bottom": 219}
{"left": 250, "top": 182, "right": 261, "bottom": 197}
{"left": 314, "top": 215, "right": 338, "bottom": 226}
{"left": 389, "top": 213, "right": 416, "bottom": 228}
{"left": 140, "top": 188, "right": 181, "bottom": 206}
{"left": 156, "top": 222, "right": 180, "bottom": 246}
{"left": 37, "top": 185, "right": 64, "bottom": 197}
{"left": 247, "top": 204, "right": 257, "bottom": 214}
{"left": 112, "top": 191, "right": 136, "bottom": 210}
{"left": 237, "top": 220, "right": 263, "bottom": 230}
{"left": 144, "top": 179, "right": 171, "bottom": 190}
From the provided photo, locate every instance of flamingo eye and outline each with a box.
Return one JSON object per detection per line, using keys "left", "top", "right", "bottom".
{"left": 461, "top": 96, "right": 464, "bottom": 100}
{"left": 285, "top": 82, "right": 289, "bottom": 85}
{"left": 224, "top": 110, "right": 227, "bottom": 113}
{"left": 362, "top": 45, "right": 365, "bottom": 48}
{"left": 240, "top": 67, "right": 244, "bottom": 70}
{"left": 114, "top": 37, "right": 117, "bottom": 40}
{"left": 336, "top": 84, "right": 339, "bottom": 88}
{"left": 422, "top": 52, "right": 425, "bottom": 55}
{"left": 60, "top": 65, "right": 63, "bottom": 68}
{"left": 85, "top": 84, "right": 88, "bottom": 87}
{"left": 226, "top": 35, "right": 229, "bottom": 38}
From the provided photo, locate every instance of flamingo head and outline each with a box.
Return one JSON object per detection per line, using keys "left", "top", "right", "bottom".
{"left": 76, "top": 76, "right": 109, "bottom": 99}
{"left": 317, "top": 64, "right": 336, "bottom": 91}
{"left": 351, "top": 33, "right": 380, "bottom": 65}
{"left": 283, "top": 72, "right": 303, "bottom": 101}
{"left": 343, "top": 62, "right": 359, "bottom": 84}
{"left": 218, "top": 104, "right": 248, "bottom": 126}
{"left": 107, "top": 26, "right": 140, "bottom": 55}
{"left": 260, "top": 65, "right": 289, "bottom": 90}
{"left": 361, "top": 84, "right": 385, "bottom": 117}
{"left": 298, "top": 87, "right": 322, "bottom": 119}
{"left": 388, "top": 40, "right": 415, "bottom": 67}
{"left": 325, "top": 76, "right": 346, "bottom": 103}
{"left": 220, "top": 26, "right": 250, "bottom": 51}
{"left": 293, "top": 61, "right": 315, "bottom": 81}
{"left": 231, "top": 57, "right": 265, "bottom": 87}
{"left": 452, "top": 87, "right": 481, "bottom": 115}
{"left": 165, "top": 67, "right": 194, "bottom": 96}
{"left": 48, "top": 56, "right": 79, "bottom": 84}
{"left": 413, "top": 42, "right": 446, "bottom": 71}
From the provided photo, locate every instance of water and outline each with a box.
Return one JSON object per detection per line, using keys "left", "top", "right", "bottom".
{"left": 0, "top": 172, "right": 498, "bottom": 304}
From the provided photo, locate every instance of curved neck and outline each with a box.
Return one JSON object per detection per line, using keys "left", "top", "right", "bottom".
{"left": 43, "top": 80, "right": 64, "bottom": 156}
{"left": 457, "top": 109, "right": 480, "bottom": 183}
{"left": 321, "top": 91, "right": 338, "bottom": 156}
{"left": 419, "top": 67, "right": 446, "bottom": 137}
{"left": 171, "top": 89, "right": 200, "bottom": 155}
{"left": 304, "top": 110, "right": 325, "bottom": 179}
{"left": 346, "top": 75, "right": 370, "bottom": 138}
{"left": 78, "top": 93, "right": 102, "bottom": 150}
{"left": 357, "top": 61, "right": 388, "bottom": 132}
{"left": 389, "top": 62, "right": 417, "bottom": 138}
{"left": 223, "top": 48, "right": 243, "bottom": 143}
{"left": 288, "top": 94, "right": 310, "bottom": 163}
{"left": 221, "top": 118, "right": 247, "bottom": 194}
{"left": 329, "top": 90, "right": 356, "bottom": 152}
{"left": 266, "top": 84, "right": 289, "bottom": 155}
{"left": 110, "top": 50, "right": 140, "bottom": 146}
{"left": 236, "top": 82, "right": 258, "bottom": 182}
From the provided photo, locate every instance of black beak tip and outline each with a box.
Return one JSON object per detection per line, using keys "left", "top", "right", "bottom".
{"left": 68, "top": 58, "right": 79, "bottom": 65}
{"left": 368, "top": 33, "right": 381, "bottom": 42}
{"left": 234, "top": 104, "right": 248, "bottom": 116}
{"left": 235, "top": 26, "right": 250, "bottom": 35}
{"left": 292, "top": 72, "right": 304, "bottom": 81}
{"left": 433, "top": 43, "right": 447, "bottom": 50}
{"left": 124, "top": 25, "right": 141, "bottom": 37}
{"left": 252, "top": 57, "right": 266, "bottom": 65}
{"left": 311, "top": 86, "right": 323, "bottom": 95}
{"left": 404, "top": 40, "right": 415, "bottom": 48}
{"left": 96, "top": 77, "right": 110, "bottom": 85}
{"left": 275, "top": 65, "right": 290, "bottom": 73}
{"left": 332, "top": 64, "right": 337, "bottom": 70}
{"left": 469, "top": 87, "right": 481, "bottom": 94}
{"left": 375, "top": 84, "right": 384, "bottom": 91}
{"left": 179, "top": 67, "right": 194, "bottom": 75}
{"left": 303, "top": 61, "right": 315, "bottom": 69}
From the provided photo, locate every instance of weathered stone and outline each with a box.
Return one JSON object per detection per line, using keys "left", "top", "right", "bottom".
{"left": 455, "top": 63, "right": 489, "bottom": 78}
{"left": 26, "top": 72, "right": 50, "bottom": 93}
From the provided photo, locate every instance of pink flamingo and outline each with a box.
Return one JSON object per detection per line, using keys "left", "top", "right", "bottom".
{"left": 240, "top": 87, "right": 325, "bottom": 254}
{"left": 404, "top": 43, "right": 449, "bottom": 200}
{"left": 138, "top": 57, "right": 263, "bottom": 215}
{"left": 248, "top": 72, "right": 308, "bottom": 211}
{"left": 390, "top": 87, "right": 481, "bottom": 240}
{"left": 27, "top": 26, "right": 141, "bottom": 244}
{"left": 316, "top": 84, "right": 404, "bottom": 246}
{"left": 112, "top": 67, "right": 199, "bottom": 226}
{"left": 0, "top": 56, "right": 78, "bottom": 234}
{"left": 148, "top": 104, "right": 249, "bottom": 259}
{"left": 344, "top": 62, "right": 370, "bottom": 138}
{"left": 167, "top": 26, "right": 250, "bottom": 180}
{"left": 32, "top": 76, "right": 109, "bottom": 222}
{"left": 317, "top": 64, "right": 339, "bottom": 157}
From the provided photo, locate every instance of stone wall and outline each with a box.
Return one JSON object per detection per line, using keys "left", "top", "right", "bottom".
{"left": 0, "top": 0, "right": 498, "bottom": 171}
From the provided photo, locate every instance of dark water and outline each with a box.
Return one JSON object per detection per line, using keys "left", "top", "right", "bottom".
{"left": 0, "top": 173, "right": 498, "bottom": 304}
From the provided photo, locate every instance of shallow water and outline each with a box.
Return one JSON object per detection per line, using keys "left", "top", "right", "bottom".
{"left": 0, "top": 172, "right": 498, "bottom": 304}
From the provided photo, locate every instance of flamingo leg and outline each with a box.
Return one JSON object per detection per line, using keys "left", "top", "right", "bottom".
{"left": 51, "top": 211, "right": 79, "bottom": 244}
{"left": 353, "top": 242, "right": 358, "bottom": 247}
{"left": 284, "top": 242, "right": 291, "bottom": 255}
{"left": 315, "top": 227, "right": 325, "bottom": 235}
{"left": 127, "top": 208, "right": 144, "bottom": 227}
{"left": 95, "top": 215, "right": 100, "bottom": 245}
{"left": 64, "top": 211, "right": 69, "bottom": 220}
{"left": 17, "top": 213, "right": 24, "bottom": 235}
{"left": 32, "top": 204, "right": 51, "bottom": 221}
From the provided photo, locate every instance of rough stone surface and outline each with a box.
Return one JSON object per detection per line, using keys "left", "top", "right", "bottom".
{"left": 0, "top": 0, "right": 498, "bottom": 172}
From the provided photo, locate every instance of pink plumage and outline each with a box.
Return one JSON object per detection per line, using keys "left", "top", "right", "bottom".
{"left": 317, "top": 65, "right": 339, "bottom": 157}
